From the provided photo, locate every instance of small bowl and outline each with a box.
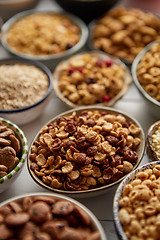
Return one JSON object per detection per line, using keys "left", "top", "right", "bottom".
{"left": 146, "top": 120, "right": 160, "bottom": 162}
{"left": 0, "top": 0, "right": 39, "bottom": 21}
{"left": 113, "top": 161, "right": 160, "bottom": 240}
{"left": 53, "top": 51, "right": 132, "bottom": 108}
{"left": 132, "top": 41, "right": 160, "bottom": 119}
{"left": 0, "top": 117, "right": 28, "bottom": 193}
{"left": 54, "top": 0, "right": 120, "bottom": 23}
{"left": 0, "top": 192, "right": 107, "bottom": 240}
{"left": 1, "top": 10, "right": 88, "bottom": 70}
{"left": 27, "top": 106, "right": 145, "bottom": 198}
{"left": 0, "top": 57, "right": 53, "bottom": 125}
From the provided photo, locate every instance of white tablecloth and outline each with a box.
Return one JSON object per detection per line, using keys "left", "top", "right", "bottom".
{"left": 0, "top": 0, "right": 159, "bottom": 239}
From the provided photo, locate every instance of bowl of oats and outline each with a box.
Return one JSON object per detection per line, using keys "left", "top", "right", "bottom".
{"left": 88, "top": 7, "right": 160, "bottom": 65}
{"left": 1, "top": 10, "right": 88, "bottom": 70}
{"left": 113, "top": 161, "right": 160, "bottom": 240}
{"left": 0, "top": 58, "right": 53, "bottom": 125}
{"left": 0, "top": 117, "right": 28, "bottom": 193}
{"left": 146, "top": 120, "right": 160, "bottom": 162}
{"left": 0, "top": 192, "right": 107, "bottom": 239}
{"left": 132, "top": 41, "right": 160, "bottom": 118}
{"left": 53, "top": 51, "right": 132, "bottom": 108}
{"left": 27, "top": 106, "right": 145, "bottom": 197}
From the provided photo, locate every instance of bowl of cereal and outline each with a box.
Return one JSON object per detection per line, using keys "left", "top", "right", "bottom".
{"left": 113, "top": 161, "right": 160, "bottom": 240}
{"left": 88, "top": 7, "right": 160, "bottom": 65}
{"left": 0, "top": 57, "right": 53, "bottom": 125}
{"left": 27, "top": 106, "right": 145, "bottom": 198}
{"left": 0, "top": 117, "right": 28, "bottom": 193}
{"left": 0, "top": 192, "right": 107, "bottom": 240}
{"left": 146, "top": 120, "right": 160, "bottom": 162}
{"left": 53, "top": 51, "right": 132, "bottom": 108}
{"left": 132, "top": 41, "right": 160, "bottom": 118}
{"left": 1, "top": 10, "right": 88, "bottom": 70}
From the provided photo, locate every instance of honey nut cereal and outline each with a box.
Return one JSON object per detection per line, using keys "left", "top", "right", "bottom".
{"left": 29, "top": 110, "right": 142, "bottom": 191}
{"left": 6, "top": 13, "right": 81, "bottom": 56}
{"left": 119, "top": 164, "right": 160, "bottom": 240}
{"left": 0, "top": 195, "right": 101, "bottom": 240}
{"left": 57, "top": 53, "right": 127, "bottom": 105}
{"left": 0, "top": 121, "right": 21, "bottom": 178}
{"left": 92, "top": 7, "right": 160, "bottom": 62}
{"left": 137, "top": 43, "right": 160, "bottom": 102}
{"left": 0, "top": 64, "right": 49, "bottom": 110}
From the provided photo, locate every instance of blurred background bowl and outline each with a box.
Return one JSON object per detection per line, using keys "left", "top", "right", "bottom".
{"left": 0, "top": 0, "right": 39, "bottom": 21}
{"left": 1, "top": 10, "right": 88, "bottom": 70}
{"left": 27, "top": 106, "right": 145, "bottom": 198}
{"left": 0, "top": 117, "right": 28, "bottom": 193}
{"left": 132, "top": 41, "right": 160, "bottom": 119}
{"left": 0, "top": 58, "right": 53, "bottom": 125}
{"left": 53, "top": 50, "right": 132, "bottom": 108}
{"left": 0, "top": 192, "right": 107, "bottom": 240}
{"left": 146, "top": 120, "right": 160, "bottom": 162}
{"left": 113, "top": 161, "right": 160, "bottom": 240}
{"left": 53, "top": 0, "right": 120, "bottom": 23}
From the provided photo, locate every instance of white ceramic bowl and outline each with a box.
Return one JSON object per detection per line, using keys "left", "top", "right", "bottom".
{"left": 0, "top": 0, "right": 39, "bottom": 21}
{"left": 0, "top": 192, "right": 107, "bottom": 240}
{"left": 0, "top": 117, "right": 28, "bottom": 193}
{"left": 1, "top": 10, "right": 88, "bottom": 70}
{"left": 132, "top": 41, "right": 160, "bottom": 119}
{"left": 53, "top": 50, "right": 132, "bottom": 108}
{"left": 27, "top": 106, "right": 145, "bottom": 198}
{"left": 113, "top": 161, "right": 160, "bottom": 240}
{"left": 0, "top": 57, "right": 53, "bottom": 125}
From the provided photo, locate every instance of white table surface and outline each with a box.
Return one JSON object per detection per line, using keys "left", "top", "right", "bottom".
{"left": 0, "top": 0, "right": 159, "bottom": 239}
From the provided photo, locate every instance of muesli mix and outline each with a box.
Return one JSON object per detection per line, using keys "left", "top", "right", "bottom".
{"left": 29, "top": 110, "right": 142, "bottom": 191}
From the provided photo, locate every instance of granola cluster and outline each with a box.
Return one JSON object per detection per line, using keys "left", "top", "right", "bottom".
{"left": 57, "top": 53, "right": 126, "bottom": 106}
{"left": 29, "top": 110, "right": 142, "bottom": 191}
{"left": 92, "top": 7, "right": 160, "bottom": 62}
{"left": 6, "top": 13, "right": 81, "bottom": 56}
{"left": 0, "top": 195, "right": 101, "bottom": 240}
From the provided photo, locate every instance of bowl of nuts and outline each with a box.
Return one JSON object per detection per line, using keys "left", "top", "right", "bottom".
{"left": 0, "top": 192, "right": 107, "bottom": 239}
{"left": 1, "top": 10, "right": 88, "bottom": 70}
{"left": 132, "top": 41, "right": 160, "bottom": 118}
{"left": 53, "top": 51, "right": 132, "bottom": 108}
{"left": 0, "top": 117, "right": 28, "bottom": 193}
{"left": 28, "top": 106, "right": 145, "bottom": 198}
{"left": 88, "top": 7, "right": 160, "bottom": 65}
{"left": 0, "top": 57, "right": 53, "bottom": 125}
{"left": 146, "top": 120, "right": 160, "bottom": 162}
{"left": 113, "top": 161, "right": 160, "bottom": 240}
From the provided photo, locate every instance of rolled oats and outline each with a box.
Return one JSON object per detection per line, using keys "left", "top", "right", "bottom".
{"left": 0, "top": 64, "right": 49, "bottom": 110}
{"left": 29, "top": 110, "right": 142, "bottom": 191}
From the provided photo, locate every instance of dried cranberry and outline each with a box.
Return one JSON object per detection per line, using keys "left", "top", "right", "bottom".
{"left": 95, "top": 59, "right": 103, "bottom": 67}
{"left": 85, "top": 78, "right": 97, "bottom": 84}
{"left": 68, "top": 66, "right": 75, "bottom": 74}
{"left": 77, "top": 67, "right": 83, "bottom": 73}
{"left": 105, "top": 59, "right": 113, "bottom": 67}
{"left": 103, "top": 95, "right": 110, "bottom": 102}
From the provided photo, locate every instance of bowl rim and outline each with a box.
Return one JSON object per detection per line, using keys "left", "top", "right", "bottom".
{"left": 87, "top": 19, "right": 132, "bottom": 66}
{"left": 131, "top": 40, "right": 160, "bottom": 107}
{"left": 0, "top": 191, "right": 107, "bottom": 240}
{"left": 1, "top": 9, "right": 89, "bottom": 61}
{"left": 53, "top": 50, "right": 132, "bottom": 108}
{"left": 0, "top": 0, "right": 39, "bottom": 5}
{"left": 27, "top": 105, "right": 145, "bottom": 196}
{"left": 113, "top": 160, "right": 160, "bottom": 240}
{"left": 0, "top": 117, "right": 28, "bottom": 184}
{"left": 0, "top": 57, "right": 53, "bottom": 113}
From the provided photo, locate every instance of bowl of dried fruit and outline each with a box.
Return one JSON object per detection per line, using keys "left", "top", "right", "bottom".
{"left": 0, "top": 57, "right": 53, "bottom": 125}
{"left": 0, "top": 117, "right": 28, "bottom": 193}
{"left": 0, "top": 192, "right": 107, "bottom": 240}
{"left": 146, "top": 120, "right": 160, "bottom": 162}
{"left": 132, "top": 41, "right": 160, "bottom": 118}
{"left": 88, "top": 7, "right": 160, "bottom": 65}
{"left": 27, "top": 106, "right": 145, "bottom": 198}
{"left": 1, "top": 10, "right": 88, "bottom": 70}
{"left": 113, "top": 161, "right": 160, "bottom": 240}
{"left": 53, "top": 51, "right": 132, "bottom": 108}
